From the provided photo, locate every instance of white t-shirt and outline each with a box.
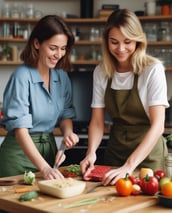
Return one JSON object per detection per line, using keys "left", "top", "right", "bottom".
{"left": 91, "top": 63, "right": 169, "bottom": 118}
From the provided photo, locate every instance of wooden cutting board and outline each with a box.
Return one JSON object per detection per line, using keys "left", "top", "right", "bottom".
{"left": 0, "top": 180, "right": 158, "bottom": 213}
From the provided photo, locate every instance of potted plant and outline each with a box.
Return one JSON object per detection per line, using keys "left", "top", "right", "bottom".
{"left": 0, "top": 45, "right": 11, "bottom": 61}
{"left": 156, "top": 0, "right": 172, "bottom": 15}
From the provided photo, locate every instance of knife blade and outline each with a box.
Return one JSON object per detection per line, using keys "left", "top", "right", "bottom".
{"left": 86, "top": 183, "right": 102, "bottom": 193}
{"left": 54, "top": 142, "right": 66, "bottom": 169}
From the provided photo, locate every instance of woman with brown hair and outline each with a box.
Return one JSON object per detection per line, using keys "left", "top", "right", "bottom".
{"left": 0, "top": 15, "right": 79, "bottom": 179}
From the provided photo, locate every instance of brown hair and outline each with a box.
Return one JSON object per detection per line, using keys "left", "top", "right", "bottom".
{"left": 20, "top": 15, "right": 74, "bottom": 71}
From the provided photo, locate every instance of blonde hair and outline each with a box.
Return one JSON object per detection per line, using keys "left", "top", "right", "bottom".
{"left": 102, "top": 9, "right": 162, "bottom": 78}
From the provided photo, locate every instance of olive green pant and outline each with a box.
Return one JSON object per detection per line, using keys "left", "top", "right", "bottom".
{"left": 0, "top": 132, "right": 57, "bottom": 177}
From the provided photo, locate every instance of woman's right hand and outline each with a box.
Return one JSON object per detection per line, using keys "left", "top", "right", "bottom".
{"left": 41, "top": 166, "right": 64, "bottom": 180}
{"left": 80, "top": 152, "right": 97, "bottom": 179}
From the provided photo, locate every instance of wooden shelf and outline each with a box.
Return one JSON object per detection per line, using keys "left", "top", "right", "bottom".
{"left": 0, "top": 127, "right": 62, "bottom": 136}
{"left": 75, "top": 40, "right": 102, "bottom": 45}
{"left": 0, "top": 60, "right": 172, "bottom": 70}
{"left": 0, "top": 37, "right": 26, "bottom": 42}
{"left": 0, "top": 61, "right": 22, "bottom": 65}
{"left": 148, "top": 41, "right": 172, "bottom": 45}
{"left": 0, "top": 38, "right": 171, "bottom": 46}
{"left": 65, "top": 15, "right": 172, "bottom": 22}
{"left": 0, "top": 15, "right": 172, "bottom": 68}
{"left": 72, "top": 59, "right": 99, "bottom": 65}
{"left": 0, "top": 15, "right": 172, "bottom": 23}
{"left": 138, "top": 15, "right": 172, "bottom": 21}
{"left": 166, "top": 67, "right": 172, "bottom": 71}
{"left": 0, "top": 17, "right": 38, "bottom": 22}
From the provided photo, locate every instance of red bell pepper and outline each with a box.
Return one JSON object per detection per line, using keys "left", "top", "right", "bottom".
{"left": 140, "top": 174, "right": 159, "bottom": 195}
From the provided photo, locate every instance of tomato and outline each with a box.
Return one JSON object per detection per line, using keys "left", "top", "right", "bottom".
{"left": 63, "top": 170, "right": 78, "bottom": 178}
{"left": 115, "top": 173, "right": 133, "bottom": 196}
{"left": 161, "top": 181, "right": 172, "bottom": 197}
{"left": 129, "top": 175, "right": 141, "bottom": 186}
{"left": 154, "top": 170, "right": 166, "bottom": 181}
{"left": 131, "top": 184, "right": 141, "bottom": 195}
{"left": 140, "top": 174, "right": 159, "bottom": 195}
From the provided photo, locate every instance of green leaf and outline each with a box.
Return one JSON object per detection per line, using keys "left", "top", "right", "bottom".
{"left": 166, "top": 134, "right": 172, "bottom": 141}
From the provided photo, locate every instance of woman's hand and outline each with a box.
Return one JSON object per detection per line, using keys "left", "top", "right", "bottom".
{"left": 102, "top": 165, "right": 134, "bottom": 186}
{"left": 63, "top": 132, "right": 79, "bottom": 148}
{"left": 80, "top": 152, "right": 97, "bottom": 179}
{"left": 41, "top": 166, "right": 64, "bottom": 180}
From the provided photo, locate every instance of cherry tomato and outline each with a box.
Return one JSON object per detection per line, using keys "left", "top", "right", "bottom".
{"left": 131, "top": 184, "right": 141, "bottom": 195}
{"left": 129, "top": 175, "right": 141, "bottom": 186}
{"left": 161, "top": 181, "right": 172, "bottom": 197}
{"left": 154, "top": 170, "right": 166, "bottom": 181}
{"left": 115, "top": 173, "right": 133, "bottom": 196}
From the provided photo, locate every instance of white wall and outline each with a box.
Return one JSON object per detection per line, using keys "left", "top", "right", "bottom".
{"left": 0, "top": 0, "right": 172, "bottom": 102}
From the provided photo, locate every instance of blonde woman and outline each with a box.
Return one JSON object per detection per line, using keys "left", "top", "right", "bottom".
{"left": 80, "top": 9, "right": 169, "bottom": 185}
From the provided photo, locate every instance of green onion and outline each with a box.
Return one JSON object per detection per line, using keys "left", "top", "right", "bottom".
{"left": 64, "top": 198, "right": 100, "bottom": 208}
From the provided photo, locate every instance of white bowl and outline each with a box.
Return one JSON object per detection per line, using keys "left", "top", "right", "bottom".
{"left": 38, "top": 178, "right": 86, "bottom": 199}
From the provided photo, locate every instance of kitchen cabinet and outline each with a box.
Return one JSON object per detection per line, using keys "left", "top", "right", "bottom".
{"left": 0, "top": 15, "right": 172, "bottom": 71}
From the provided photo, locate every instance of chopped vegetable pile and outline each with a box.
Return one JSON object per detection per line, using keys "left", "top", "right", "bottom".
{"left": 64, "top": 164, "right": 82, "bottom": 177}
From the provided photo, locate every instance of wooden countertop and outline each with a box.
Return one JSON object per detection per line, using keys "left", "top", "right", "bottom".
{"left": 0, "top": 125, "right": 171, "bottom": 136}
{"left": 0, "top": 171, "right": 171, "bottom": 213}
{"left": 0, "top": 124, "right": 111, "bottom": 136}
{"left": 0, "top": 127, "right": 63, "bottom": 136}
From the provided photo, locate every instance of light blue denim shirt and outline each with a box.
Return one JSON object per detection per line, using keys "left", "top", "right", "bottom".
{"left": 1, "top": 64, "right": 75, "bottom": 133}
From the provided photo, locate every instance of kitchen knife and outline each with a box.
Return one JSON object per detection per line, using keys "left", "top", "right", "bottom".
{"left": 53, "top": 142, "right": 66, "bottom": 169}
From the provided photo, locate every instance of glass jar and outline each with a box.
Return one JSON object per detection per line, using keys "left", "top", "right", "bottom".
{"left": 2, "top": 3, "right": 10, "bottom": 18}
{"left": 145, "top": 0, "right": 156, "bottom": 15}
{"left": 26, "top": 4, "right": 34, "bottom": 18}
{"left": 164, "top": 153, "right": 172, "bottom": 178}
{"left": 161, "top": 5, "right": 171, "bottom": 15}
{"left": 11, "top": 3, "right": 20, "bottom": 18}
{"left": 158, "top": 28, "right": 167, "bottom": 41}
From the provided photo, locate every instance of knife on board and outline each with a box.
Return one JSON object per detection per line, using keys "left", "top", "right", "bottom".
{"left": 53, "top": 142, "right": 66, "bottom": 169}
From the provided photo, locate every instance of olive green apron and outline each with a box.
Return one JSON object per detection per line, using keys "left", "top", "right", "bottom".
{"left": 0, "top": 132, "right": 57, "bottom": 177}
{"left": 104, "top": 74, "right": 167, "bottom": 170}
